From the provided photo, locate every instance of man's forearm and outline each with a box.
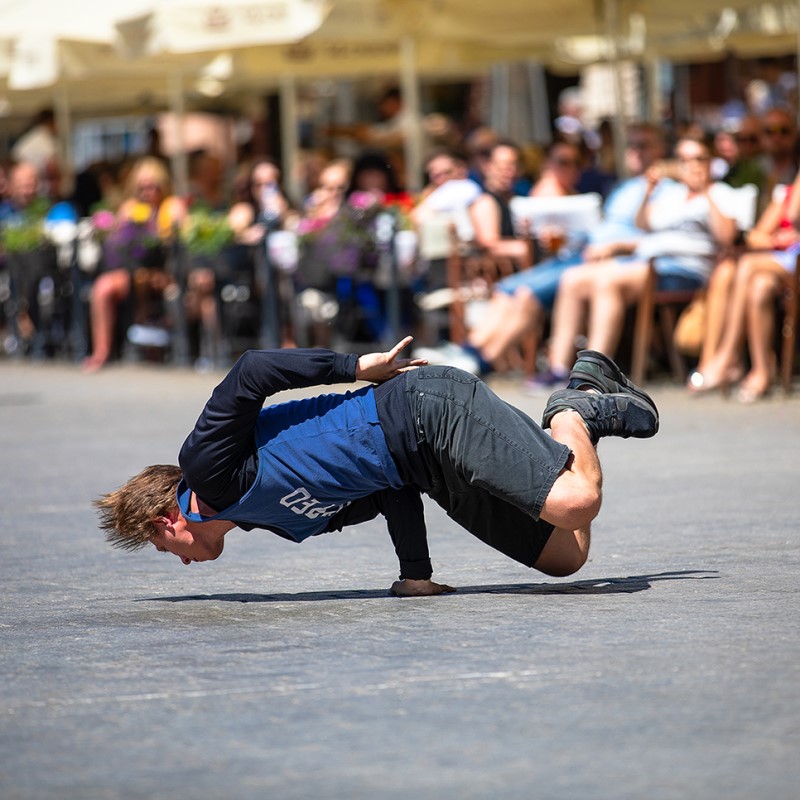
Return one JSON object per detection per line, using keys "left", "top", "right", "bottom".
{"left": 325, "top": 488, "right": 432, "bottom": 580}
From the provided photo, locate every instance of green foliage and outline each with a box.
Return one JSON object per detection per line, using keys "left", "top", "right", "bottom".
{"left": 1, "top": 199, "right": 50, "bottom": 254}
{"left": 180, "top": 209, "right": 234, "bottom": 257}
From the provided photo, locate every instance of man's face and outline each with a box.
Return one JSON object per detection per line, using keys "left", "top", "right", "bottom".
{"left": 426, "top": 155, "right": 457, "bottom": 187}
{"left": 487, "top": 146, "right": 519, "bottom": 192}
{"left": 624, "top": 131, "right": 663, "bottom": 176}
{"left": 150, "top": 515, "right": 225, "bottom": 565}
{"left": 735, "top": 119, "right": 762, "bottom": 159}
{"left": 762, "top": 112, "right": 796, "bottom": 158}
{"left": 10, "top": 165, "right": 38, "bottom": 208}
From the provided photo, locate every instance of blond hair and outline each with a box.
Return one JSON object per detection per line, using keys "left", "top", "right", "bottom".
{"left": 94, "top": 464, "right": 182, "bottom": 551}
{"left": 125, "top": 156, "right": 173, "bottom": 199}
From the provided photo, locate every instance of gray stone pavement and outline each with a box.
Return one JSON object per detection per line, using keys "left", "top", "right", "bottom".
{"left": 1, "top": 359, "right": 798, "bottom": 800}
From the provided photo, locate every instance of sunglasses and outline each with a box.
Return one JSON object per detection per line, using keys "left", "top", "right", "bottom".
{"left": 735, "top": 134, "right": 760, "bottom": 144}
{"left": 764, "top": 126, "right": 792, "bottom": 136}
{"left": 553, "top": 158, "right": 581, "bottom": 168}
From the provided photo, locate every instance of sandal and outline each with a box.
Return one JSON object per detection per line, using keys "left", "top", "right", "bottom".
{"left": 736, "top": 379, "right": 772, "bottom": 404}
{"left": 687, "top": 370, "right": 725, "bottom": 396}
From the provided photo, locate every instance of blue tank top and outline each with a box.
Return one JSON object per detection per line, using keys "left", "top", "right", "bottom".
{"left": 176, "top": 386, "right": 403, "bottom": 540}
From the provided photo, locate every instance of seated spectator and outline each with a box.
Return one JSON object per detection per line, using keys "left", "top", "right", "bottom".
{"left": 538, "top": 134, "right": 739, "bottom": 385}
{"left": 227, "top": 159, "right": 292, "bottom": 245}
{"left": 413, "top": 124, "right": 669, "bottom": 376}
{"left": 760, "top": 107, "right": 797, "bottom": 195}
{"left": 577, "top": 119, "right": 618, "bottom": 198}
{"left": 293, "top": 158, "right": 352, "bottom": 346}
{"left": 83, "top": 157, "right": 186, "bottom": 372}
{"left": 529, "top": 139, "right": 583, "bottom": 198}
{"left": 468, "top": 140, "right": 531, "bottom": 267}
{"left": 722, "top": 115, "right": 768, "bottom": 207}
{"left": 688, "top": 168, "right": 800, "bottom": 402}
{"left": 411, "top": 150, "right": 480, "bottom": 230}
{"left": 347, "top": 150, "right": 401, "bottom": 199}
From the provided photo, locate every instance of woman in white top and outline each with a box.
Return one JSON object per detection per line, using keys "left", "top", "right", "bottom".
{"left": 542, "top": 135, "right": 739, "bottom": 376}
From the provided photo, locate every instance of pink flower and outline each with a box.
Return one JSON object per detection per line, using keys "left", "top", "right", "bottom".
{"left": 91, "top": 209, "right": 116, "bottom": 232}
{"left": 348, "top": 191, "right": 380, "bottom": 211}
{"left": 296, "top": 216, "right": 330, "bottom": 237}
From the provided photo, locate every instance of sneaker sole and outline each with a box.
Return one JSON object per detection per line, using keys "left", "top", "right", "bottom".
{"left": 570, "top": 350, "right": 658, "bottom": 415}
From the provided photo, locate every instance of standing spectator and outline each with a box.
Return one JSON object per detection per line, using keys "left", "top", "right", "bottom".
{"left": 11, "top": 109, "right": 60, "bottom": 197}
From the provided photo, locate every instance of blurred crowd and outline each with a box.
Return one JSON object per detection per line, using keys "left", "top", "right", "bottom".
{"left": 1, "top": 90, "right": 798, "bottom": 400}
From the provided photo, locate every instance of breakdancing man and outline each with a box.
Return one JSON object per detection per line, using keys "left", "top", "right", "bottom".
{"left": 95, "top": 337, "right": 658, "bottom": 596}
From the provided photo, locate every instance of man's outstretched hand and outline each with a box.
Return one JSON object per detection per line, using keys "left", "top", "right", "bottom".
{"left": 390, "top": 578, "right": 456, "bottom": 597}
{"left": 355, "top": 336, "right": 427, "bottom": 384}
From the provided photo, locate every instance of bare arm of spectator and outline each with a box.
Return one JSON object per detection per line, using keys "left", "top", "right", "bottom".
{"left": 582, "top": 240, "right": 639, "bottom": 262}
{"left": 705, "top": 188, "right": 738, "bottom": 247}
{"left": 469, "top": 194, "right": 532, "bottom": 265}
{"left": 634, "top": 165, "right": 662, "bottom": 232}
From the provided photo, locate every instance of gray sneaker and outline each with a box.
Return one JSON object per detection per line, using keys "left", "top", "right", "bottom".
{"left": 542, "top": 388, "right": 659, "bottom": 444}
{"left": 568, "top": 350, "right": 658, "bottom": 415}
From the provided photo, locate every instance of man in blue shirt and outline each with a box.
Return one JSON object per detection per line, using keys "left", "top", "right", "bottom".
{"left": 96, "top": 338, "right": 658, "bottom": 596}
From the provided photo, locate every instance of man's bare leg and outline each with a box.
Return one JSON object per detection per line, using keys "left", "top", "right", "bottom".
{"left": 535, "top": 409, "right": 602, "bottom": 576}
{"left": 536, "top": 349, "right": 659, "bottom": 577}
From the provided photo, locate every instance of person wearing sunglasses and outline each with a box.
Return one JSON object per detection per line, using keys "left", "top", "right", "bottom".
{"left": 717, "top": 116, "right": 768, "bottom": 210}
{"left": 535, "top": 135, "right": 740, "bottom": 381}
{"left": 83, "top": 157, "right": 186, "bottom": 372}
{"left": 760, "top": 108, "right": 797, "bottom": 194}
{"left": 688, "top": 166, "right": 800, "bottom": 402}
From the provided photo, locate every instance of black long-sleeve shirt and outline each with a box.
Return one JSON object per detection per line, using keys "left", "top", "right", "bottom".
{"left": 178, "top": 349, "right": 433, "bottom": 579}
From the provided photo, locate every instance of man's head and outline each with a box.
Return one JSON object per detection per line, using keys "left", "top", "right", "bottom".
{"left": 378, "top": 87, "right": 402, "bottom": 121}
{"left": 95, "top": 464, "right": 183, "bottom": 552}
{"left": 484, "top": 141, "right": 520, "bottom": 194}
{"left": 9, "top": 162, "right": 39, "bottom": 209}
{"left": 734, "top": 115, "right": 763, "bottom": 160}
{"left": 542, "top": 140, "right": 583, "bottom": 191}
{"left": 425, "top": 150, "right": 459, "bottom": 188}
{"left": 624, "top": 123, "right": 667, "bottom": 176}
{"left": 761, "top": 108, "right": 796, "bottom": 161}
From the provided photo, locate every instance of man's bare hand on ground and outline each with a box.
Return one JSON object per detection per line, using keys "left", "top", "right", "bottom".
{"left": 390, "top": 578, "right": 456, "bottom": 597}
{"left": 356, "top": 336, "right": 427, "bottom": 384}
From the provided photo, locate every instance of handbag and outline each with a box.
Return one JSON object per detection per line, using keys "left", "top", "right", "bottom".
{"left": 673, "top": 293, "right": 707, "bottom": 356}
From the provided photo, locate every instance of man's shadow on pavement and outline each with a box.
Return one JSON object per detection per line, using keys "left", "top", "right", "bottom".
{"left": 141, "top": 570, "right": 718, "bottom": 604}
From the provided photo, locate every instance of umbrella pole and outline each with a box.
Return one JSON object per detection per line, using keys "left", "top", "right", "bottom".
{"left": 54, "top": 84, "right": 74, "bottom": 198}
{"left": 168, "top": 71, "right": 189, "bottom": 199}
{"left": 797, "top": 0, "right": 800, "bottom": 127}
{"left": 603, "top": 0, "right": 629, "bottom": 178}
{"left": 280, "top": 75, "right": 301, "bottom": 207}
{"left": 400, "top": 36, "right": 423, "bottom": 193}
